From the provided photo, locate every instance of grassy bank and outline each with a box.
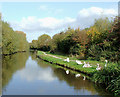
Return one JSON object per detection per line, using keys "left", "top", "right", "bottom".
{"left": 37, "top": 51, "right": 116, "bottom": 75}
{"left": 37, "top": 51, "right": 120, "bottom": 96}
{"left": 37, "top": 51, "right": 98, "bottom": 75}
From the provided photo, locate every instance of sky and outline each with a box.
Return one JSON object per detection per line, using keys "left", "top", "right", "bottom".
{"left": 0, "top": 1, "right": 118, "bottom": 42}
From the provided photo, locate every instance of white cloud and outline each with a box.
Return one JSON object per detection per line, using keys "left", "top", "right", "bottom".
{"left": 79, "top": 7, "right": 117, "bottom": 17}
{"left": 10, "top": 16, "right": 75, "bottom": 33}
{"left": 10, "top": 7, "right": 118, "bottom": 42}
{"left": 38, "top": 5, "right": 64, "bottom": 15}
{"left": 17, "top": 56, "right": 56, "bottom": 82}
{"left": 76, "top": 7, "right": 118, "bottom": 29}
{"left": 39, "top": 5, "right": 48, "bottom": 11}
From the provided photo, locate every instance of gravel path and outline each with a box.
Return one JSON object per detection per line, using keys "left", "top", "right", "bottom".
{"left": 42, "top": 52, "right": 75, "bottom": 61}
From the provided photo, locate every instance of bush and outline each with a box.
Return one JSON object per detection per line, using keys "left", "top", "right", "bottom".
{"left": 92, "top": 64, "right": 120, "bottom": 95}
{"left": 87, "top": 44, "right": 102, "bottom": 61}
{"left": 69, "top": 44, "right": 81, "bottom": 55}
{"left": 107, "top": 75, "right": 120, "bottom": 96}
{"left": 101, "top": 50, "right": 120, "bottom": 62}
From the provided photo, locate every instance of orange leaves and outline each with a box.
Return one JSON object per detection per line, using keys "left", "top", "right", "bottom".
{"left": 15, "top": 31, "right": 26, "bottom": 37}
{"left": 72, "top": 30, "right": 89, "bottom": 46}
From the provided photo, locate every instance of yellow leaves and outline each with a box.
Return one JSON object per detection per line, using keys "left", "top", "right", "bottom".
{"left": 87, "top": 26, "right": 101, "bottom": 41}
{"left": 87, "top": 26, "right": 100, "bottom": 36}
{"left": 103, "top": 40, "right": 111, "bottom": 47}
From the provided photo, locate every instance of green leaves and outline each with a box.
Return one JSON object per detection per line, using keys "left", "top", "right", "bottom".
{"left": 37, "top": 34, "right": 51, "bottom": 51}
{"left": 92, "top": 64, "right": 120, "bottom": 95}
{"left": 2, "top": 21, "right": 29, "bottom": 54}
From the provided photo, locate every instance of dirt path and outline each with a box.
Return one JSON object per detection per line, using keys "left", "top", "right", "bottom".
{"left": 43, "top": 52, "right": 63, "bottom": 59}
{"left": 42, "top": 52, "right": 76, "bottom": 62}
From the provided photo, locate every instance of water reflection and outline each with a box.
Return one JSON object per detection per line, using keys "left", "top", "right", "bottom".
{"left": 2, "top": 51, "right": 113, "bottom": 96}
{"left": 17, "top": 56, "right": 55, "bottom": 82}
{"left": 2, "top": 52, "right": 29, "bottom": 89}
{"left": 31, "top": 52, "right": 112, "bottom": 96}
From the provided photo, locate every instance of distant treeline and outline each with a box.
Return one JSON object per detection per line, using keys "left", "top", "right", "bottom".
{"left": 0, "top": 14, "right": 29, "bottom": 55}
{"left": 30, "top": 17, "right": 120, "bottom": 63}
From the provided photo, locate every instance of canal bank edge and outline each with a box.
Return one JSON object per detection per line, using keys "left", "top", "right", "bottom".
{"left": 36, "top": 51, "right": 120, "bottom": 96}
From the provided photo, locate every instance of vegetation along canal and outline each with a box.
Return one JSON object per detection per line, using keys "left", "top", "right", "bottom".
{"left": 2, "top": 51, "right": 114, "bottom": 96}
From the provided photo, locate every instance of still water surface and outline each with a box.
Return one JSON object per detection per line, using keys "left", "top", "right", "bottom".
{"left": 2, "top": 52, "right": 113, "bottom": 96}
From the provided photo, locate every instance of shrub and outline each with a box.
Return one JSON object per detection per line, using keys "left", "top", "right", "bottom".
{"left": 87, "top": 44, "right": 102, "bottom": 61}
{"left": 92, "top": 64, "right": 120, "bottom": 95}
{"left": 107, "top": 75, "right": 120, "bottom": 96}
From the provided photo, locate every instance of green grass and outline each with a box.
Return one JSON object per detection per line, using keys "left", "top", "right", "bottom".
{"left": 38, "top": 51, "right": 116, "bottom": 67}
{"left": 39, "top": 58, "right": 91, "bottom": 79}
{"left": 37, "top": 51, "right": 113, "bottom": 75}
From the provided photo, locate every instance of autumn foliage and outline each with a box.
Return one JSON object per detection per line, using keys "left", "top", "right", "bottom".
{"left": 30, "top": 17, "right": 119, "bottom": 63}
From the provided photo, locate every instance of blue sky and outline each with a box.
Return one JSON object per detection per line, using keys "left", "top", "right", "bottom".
{"left": 1, "top": 2, "right": 118, "bottom": 42}
{"left": 1, "top": 2, "right": 118, "bottom": 21}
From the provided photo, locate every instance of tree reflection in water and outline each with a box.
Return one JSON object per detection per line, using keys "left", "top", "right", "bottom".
{"left": 2, "top": 51, "right": 113, "bottom": 96}
{"left": 2, "top": 52, "right": 29, "bottom": 89}
{"left": 30, "top": 51, "right": 112, "bottom": 96}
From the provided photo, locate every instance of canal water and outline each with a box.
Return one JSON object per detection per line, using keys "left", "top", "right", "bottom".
{"left": 2, "top": 51, "right": 113, "bottom": 96}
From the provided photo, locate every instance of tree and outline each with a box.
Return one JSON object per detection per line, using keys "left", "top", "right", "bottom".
{"left": 30, "top": 40, "right": 38, "bottom": 49}
{"left": 37, "top": 34, "right": 51, "bottom": 51}
{"left": 2, "top": 19, "right": 29, "bottom": 54}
